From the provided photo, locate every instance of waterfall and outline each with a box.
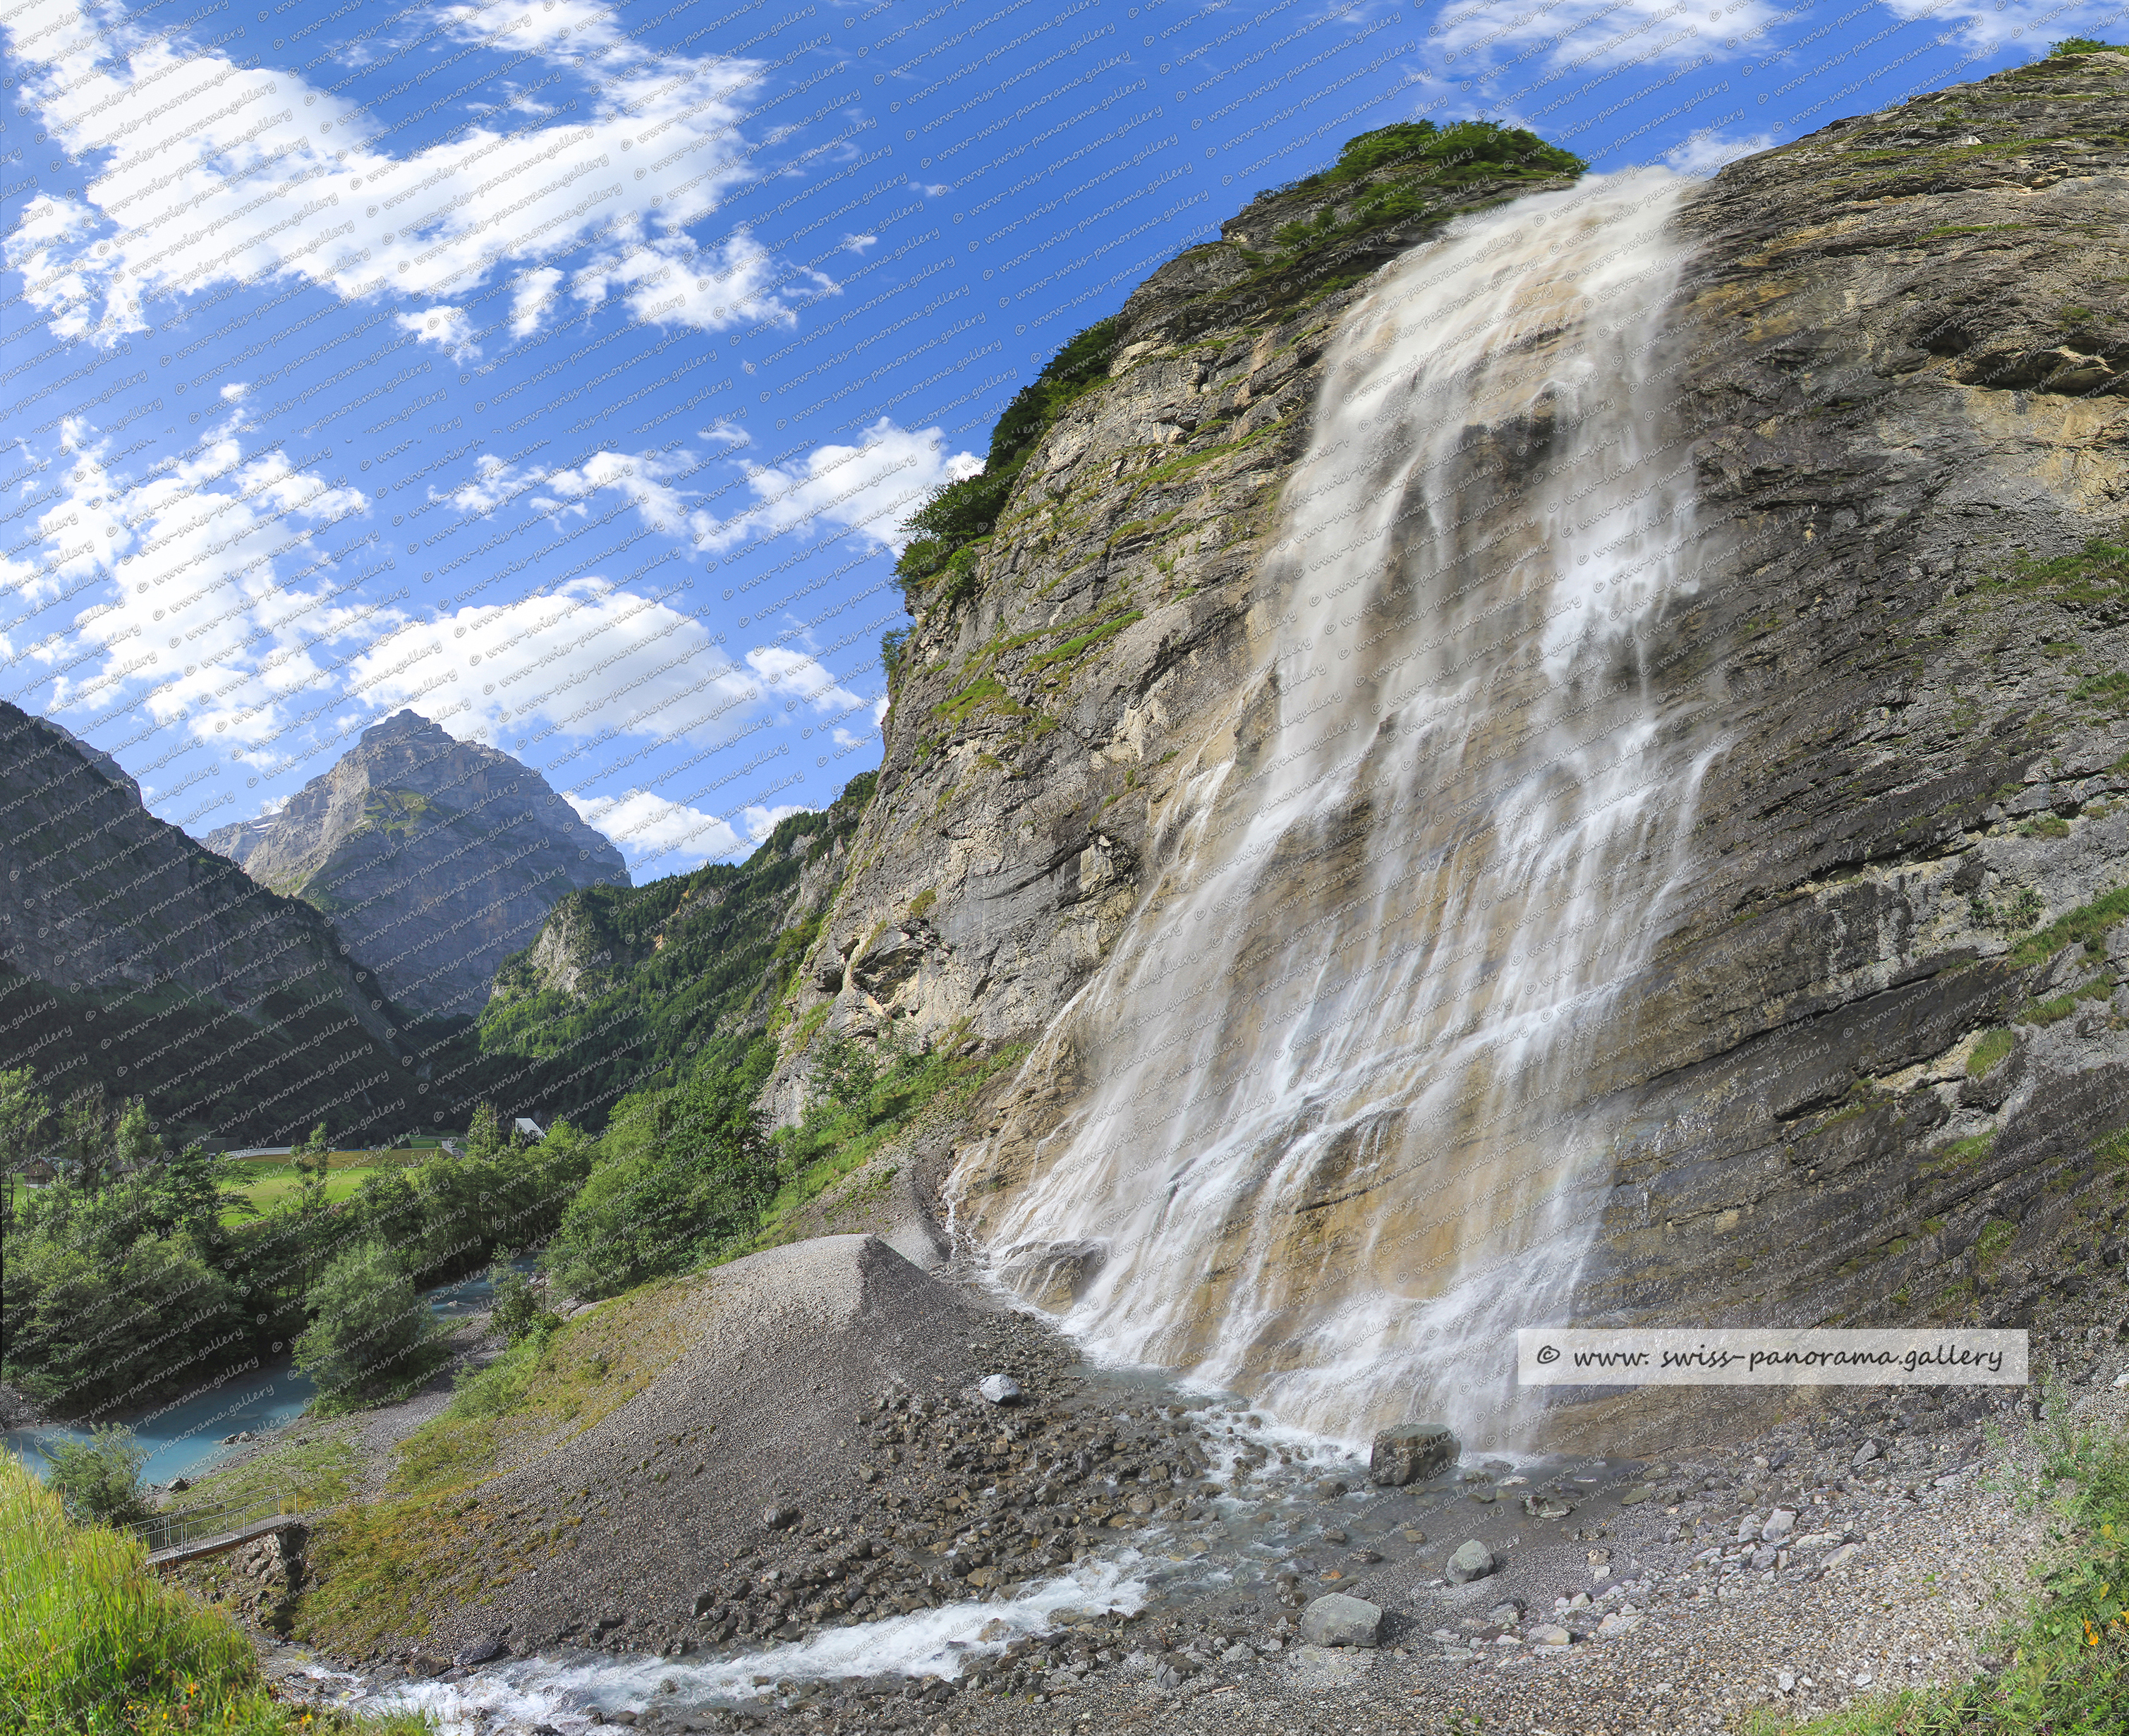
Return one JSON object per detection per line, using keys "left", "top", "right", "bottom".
{"left": 956, "top": 168, "right": 1727, "bottom": 1447}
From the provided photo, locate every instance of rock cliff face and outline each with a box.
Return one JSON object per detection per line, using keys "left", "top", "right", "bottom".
{"left": 769, "top": 56, "right": 2129, "bottom": 1446}
{"left": 0, "top": 701, "right": 411, "bottom": 1143}
{"left": 763, "top": 129, "right": 1587, "bottom": 1119}
{"left": 207, "top": 710, "right": 628, "bottom": 1018}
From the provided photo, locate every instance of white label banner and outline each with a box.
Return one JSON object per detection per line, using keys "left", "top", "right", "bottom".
{"left": 1516, "top": 1328, "right": 2028, "bottom": 1385}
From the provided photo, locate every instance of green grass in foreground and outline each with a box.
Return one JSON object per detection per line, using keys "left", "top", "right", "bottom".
{"left": 0, "top": 1455, "right": 432, "bottom": 1735}
{"left": 1741, "top": 1384, "right": 2128, "bottom": 1736}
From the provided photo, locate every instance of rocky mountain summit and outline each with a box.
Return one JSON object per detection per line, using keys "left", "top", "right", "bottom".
{"left": 0, "top": 700, "right": 410, "bottom": 1143}
{"left": 208, "top": 710, "right": 627, "bottom": 1018}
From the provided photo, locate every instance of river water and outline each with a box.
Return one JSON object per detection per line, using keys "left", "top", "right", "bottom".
{"left": 1, "top": 1259, "right": 530, "bottom": 1486}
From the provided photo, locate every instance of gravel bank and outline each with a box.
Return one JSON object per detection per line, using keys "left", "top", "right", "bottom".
{"left": 227, "top": 1208, "right": 2128, "bottom": 1736}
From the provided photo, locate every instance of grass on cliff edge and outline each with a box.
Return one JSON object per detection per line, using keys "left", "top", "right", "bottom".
{"left": 0, "top": 1455, "right": 432, "bottom": 1736}
{"left": 1740, "top": 1385, "right": 2128, "bottom": 1736}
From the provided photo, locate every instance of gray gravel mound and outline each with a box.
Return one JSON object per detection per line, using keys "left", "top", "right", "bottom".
{"left": 412, "top": 1233, "right": 1002, "bottom": 1657}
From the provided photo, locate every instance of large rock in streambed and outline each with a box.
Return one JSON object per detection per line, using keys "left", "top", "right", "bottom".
{"left": 1300, "top": 1593, "right": 1383, "bottom": 1648}
{"left": 1369, "top": 1422, "right": 1456, "bottom": 1487}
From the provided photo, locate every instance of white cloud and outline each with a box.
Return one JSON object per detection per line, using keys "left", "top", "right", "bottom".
{"left": 2, "top": 0, "right": 833, "bottom": 343}
{"left": 698, "top": 417, "right": 981, "bottom": 556}
{"left": 1878, "top": 0, "right": 2125, "bottom": 56}
{"left": 509, "top": 267, "right": 568, "bottom": 338}
{"left": 346, "top": 576, "right": 760, "bottom": 755}
{"left": 1, "top": 413, "right": 394, "bottom": 757}
{"left": 399, "top": 305, "right": 478, "bottom": 358}
{"left": 437, "top": 420, "right": 981, "bottom": 565}
{"left": 1665, "top": 128, "right": 1777, "bottom": 176}
{"left": 745, "top": 645, "right": 864, "bottom": 715}
{"left": 566, "top": 787, "right": 808, "bottom": 868}
{"left": 1433, "top": 1, "right": 1778, "bottom": 75}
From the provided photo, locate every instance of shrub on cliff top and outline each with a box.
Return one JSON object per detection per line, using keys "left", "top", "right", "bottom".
{"left": 894, "top": 315, "right": 1125, "bottom": 611}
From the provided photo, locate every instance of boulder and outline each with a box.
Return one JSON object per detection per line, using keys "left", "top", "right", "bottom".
{"left": 978, "top": 1374, "right": 1023, "bottom": 1405}
{"left": 1445, "top": 1541, "right": 1495, "bottom": 1583}
{"left": 1368, "top": 1421, "right": 1457, "bottom": 1487}
{"left": 1761, "top": 1508, "right": 1796, "bottom": 1543}
{"left": 760, "top": 1505, "right": 801, "bottom": 1530}
{"left": 1299, "top": 1593, "right": 1383, "bottom": 1647}
{"left": 453, "top": 1637, "right": 507, "bottom": 1668}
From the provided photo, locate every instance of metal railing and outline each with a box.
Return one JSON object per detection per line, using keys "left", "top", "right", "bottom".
{"left": 131, "top": 1491, "right": 300, "bottom": 1555}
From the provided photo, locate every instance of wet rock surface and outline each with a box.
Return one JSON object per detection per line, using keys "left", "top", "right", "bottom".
{"left": 1565, "top": 46, "right": 2129, "bottom": 1450}
{"left": 750, "top": 51, "right": 2129, "bottom": 1453}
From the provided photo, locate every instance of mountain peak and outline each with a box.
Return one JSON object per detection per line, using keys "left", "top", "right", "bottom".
{"left": 206, "top": 715, "right": 627, "bottom": 1015}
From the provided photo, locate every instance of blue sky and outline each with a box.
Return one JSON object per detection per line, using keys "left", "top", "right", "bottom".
{"left": 3, "top": 0, "right": 2123, "bottom": 876}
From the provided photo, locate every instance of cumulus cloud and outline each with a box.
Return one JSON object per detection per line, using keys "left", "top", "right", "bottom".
{"left": 1879, "top": 0, "right": 2125, "bottom": 56}
{"left": 1, "top": 0, "right": 846, "bottom": 344}
{"left": 564, "top": 787, "right": 805, "bottom": 869}
{"left": 399, "top": 305, "right": 478, "bottom": 358}
{"left": 700, "top": 417, "right": 981, "bottom": 557}
{"left": 343, "top": 576, "right": 760, "bottom": 758}
{"left": 745, "top": 644, "right": 866, "bottom": 715}
{"left": 1, "top": 413, "right": 395, "bottom": 771}
{"left": 425, "top": 420, "right": 979, "bottom": 567}
{"left": 1431, "top": 0, "right": 1779, "bottom": 75}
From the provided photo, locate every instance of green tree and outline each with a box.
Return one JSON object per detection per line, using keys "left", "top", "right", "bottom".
{"left": 544, "top": 1069, "right": 776, "bottom": 1300}
{"left": 809, "top": 1033, "right": 882, "bottom": 1122}
{"left": 0, "top": 1067, "right": 49, "bottom": 1171}
{"left": 37, "top": 1424, "right": 153, "bottom": 1529}
{"left": 139, "top": 1141, "right": 250, "bottom": 1250}
{"left": 110, "top": 1098, "right": 160, "bottom": 1177}
{"left": 1, "top": 1230, "right": 241, "bottom": 1410}
{"left": 292, "top": 1239, "right": 444, "bottom": 1409}
{"left": 485, "top": 1261, "right": 556, "bottom": 1345}
{"left": 50, "top": 1086, "right": 114, "bottom": 1193}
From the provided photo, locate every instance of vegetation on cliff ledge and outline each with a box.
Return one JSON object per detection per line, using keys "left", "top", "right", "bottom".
{"left": 890, "top": 119, "right": 1587, "bottom": 621}
{"left": 471, "top": 771, "right": 878, "bottom": 1132}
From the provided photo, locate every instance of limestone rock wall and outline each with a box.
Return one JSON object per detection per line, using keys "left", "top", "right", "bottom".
{"left": 773, "top": 58, "right": 2129, "bottom": 1419}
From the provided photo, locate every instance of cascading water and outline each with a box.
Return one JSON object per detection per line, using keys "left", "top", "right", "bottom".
{"left": 962, "top": 168, "right": 1727, "bottom": 1447}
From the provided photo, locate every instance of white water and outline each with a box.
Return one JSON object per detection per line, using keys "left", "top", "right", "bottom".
{"left": 964, "top": 169, "right": 1724, "bottom": 1448}
{"left": 341, "top": 1560, "right": 1153, "bottom": 1732}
